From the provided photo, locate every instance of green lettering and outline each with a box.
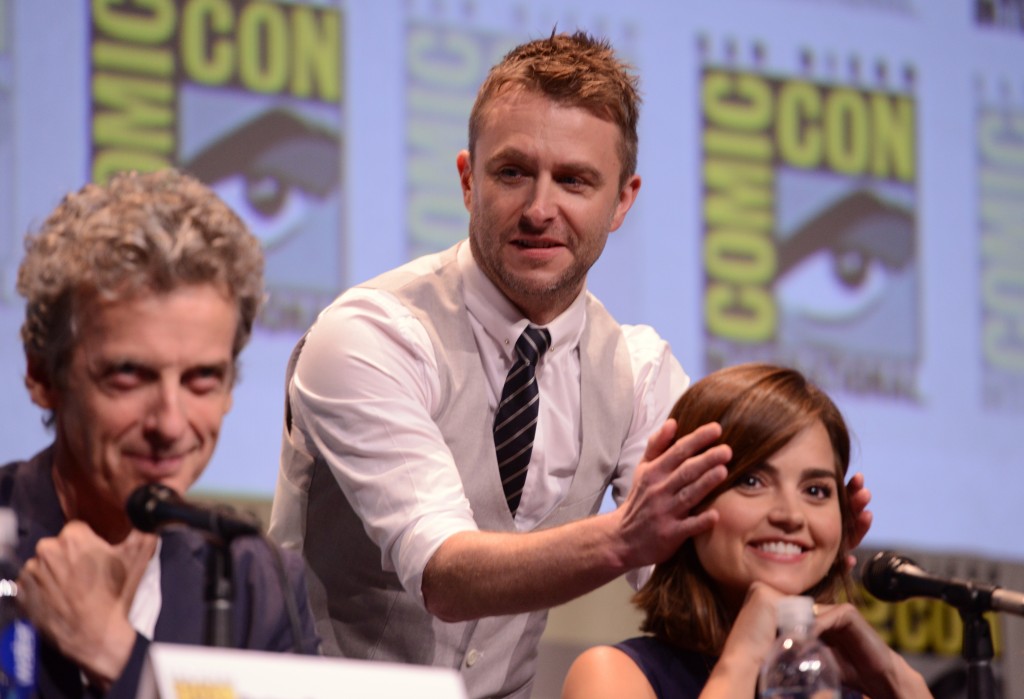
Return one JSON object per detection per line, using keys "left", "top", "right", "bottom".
{"left": 776, "top": 80, "right": 821, "bottom": 168}
{"left": 705, "top": 283, "right": 775, "bottom": 343}
{"left": 92, "top": 41, "right": 174, "bottom": 76}
{"left": 237, "top": 1, "right": 288, "bottom": 94}
{"left": 704, "top": 229, "right": 776, "bottom": 285}
{"left": 825, "top": 88, "right": 869, "bottom": 175}
{"left": 703, "top": 128, "right": 773, "bottom": 160}
{"left": 703, "top": 159, "right": 774, "bottom": 229}
{"left": 290, "top": 5, "right": 340, "bottom": 101}
{"left": 92, "top": 74, "right": 174, "bottom": 152}
{"left": 871, "top": 93, "right": 915, "bottom": 180}
{"left": 92, "top": 149, "right": 171, "bottom": 184}
{"left": 180, "top": 0, "right": 234, "bottom": 86}
{"left": 702, "top": 71, "right": 773, "bottom": 131}
{"left": 92, "top": 0, "right": 175, "bottom": 42}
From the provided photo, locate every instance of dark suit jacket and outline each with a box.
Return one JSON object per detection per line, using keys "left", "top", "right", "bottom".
{"left": 0, "top": 448, "right": 320, "bottom": 699}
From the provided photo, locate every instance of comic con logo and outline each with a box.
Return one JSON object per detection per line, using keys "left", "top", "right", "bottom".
{"left": 89, "top": 0, "right": 344, "bottom": 332}
{"left": 701, "top": 67, "right": 919, "bottom": 399}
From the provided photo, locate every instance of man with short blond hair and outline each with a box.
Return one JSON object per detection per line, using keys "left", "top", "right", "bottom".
{"left": 271, "top": 31, "right": 869, "bottom": 699}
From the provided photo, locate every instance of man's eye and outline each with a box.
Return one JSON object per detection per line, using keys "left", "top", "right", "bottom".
{"left": 105, "top": 363, "right": 143, "bottom": 386}
{"left": 186, "top": 368, "right": 227, "bottom": 393}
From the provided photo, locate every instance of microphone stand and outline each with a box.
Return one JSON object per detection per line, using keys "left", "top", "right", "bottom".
{"left": 204, "top": 539, "right": 233, "bottom": 647}
{"left": 949, "top": 585, "right": 997, "bottom": 699}
{"left": 960, "top": 608, "right": 996, "bottom": 699}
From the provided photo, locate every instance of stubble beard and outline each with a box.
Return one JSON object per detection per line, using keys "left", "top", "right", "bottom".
{"left": 468, "top": 216, "right": 596, "bottom": 318}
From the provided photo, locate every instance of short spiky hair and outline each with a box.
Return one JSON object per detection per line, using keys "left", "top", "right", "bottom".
{"left": 18, "top": 169, "right": 265, "bottom": 392}
{"left": 468, "top": 30, "right": 641, "bottom": 185}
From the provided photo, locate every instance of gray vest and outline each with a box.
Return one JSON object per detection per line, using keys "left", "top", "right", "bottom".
{"left": 272, "top": 246, "right": 636, "bottom": 699}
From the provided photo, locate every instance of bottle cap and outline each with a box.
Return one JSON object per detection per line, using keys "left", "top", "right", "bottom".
{"left": 775, "top": 595, "right": 815, "bottom": 631}
{"left": 0, "top": 508, "right": 17, "bottom": 548}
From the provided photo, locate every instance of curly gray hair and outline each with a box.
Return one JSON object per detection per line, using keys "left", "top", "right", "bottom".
{"left": 17, "top": 169, "right": 265, "bottom": 392}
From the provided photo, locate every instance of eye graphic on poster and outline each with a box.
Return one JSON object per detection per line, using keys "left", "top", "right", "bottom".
{"left": 180, "top": 107, "right": 345, "bottom": 331}
{"left": 184, "top": 109, "right": 341, "bottom": 252}
{"left": 775, "top": 189, "right": 914, "bottom": 323}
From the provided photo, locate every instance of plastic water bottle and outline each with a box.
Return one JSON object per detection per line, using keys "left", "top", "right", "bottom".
{"left": 0, "top": 509, "right": 36, "bottom": 699}
{"left": 759, "top": 595, "right": 840, "bottom": 699}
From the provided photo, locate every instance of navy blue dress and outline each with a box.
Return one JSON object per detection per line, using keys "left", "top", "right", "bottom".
{"left": 614, "top": 636, "right": 863, "bottom": 699}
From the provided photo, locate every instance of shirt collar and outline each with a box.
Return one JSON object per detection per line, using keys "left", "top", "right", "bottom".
{"left": 458, "top": 240, "right": 586, "bottom": 360}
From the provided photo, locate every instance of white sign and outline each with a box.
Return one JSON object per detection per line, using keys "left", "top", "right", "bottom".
{"left": 137, "top": 643, "right": 469, "bottom": 699}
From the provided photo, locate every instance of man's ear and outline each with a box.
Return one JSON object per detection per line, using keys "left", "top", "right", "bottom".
{"left": 456, "top": 150, "right": 473, "bottom": 211}
{"left": 609, "top": 174, "right": 642, "bottom": 233}
{"left": 25, "top": 356, "right": 55, "bottom": 410}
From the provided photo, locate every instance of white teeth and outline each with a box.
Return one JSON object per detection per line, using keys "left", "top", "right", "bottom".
{"left": 757, "top": 541, "right": 803, "bottom": 555}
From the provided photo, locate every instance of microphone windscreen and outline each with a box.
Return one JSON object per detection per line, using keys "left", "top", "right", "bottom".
{"left": 862, "top": 550, "right": 910, "bottom": 601}
{"left": 126, "top": 483, "right": 174, "bottom": 533}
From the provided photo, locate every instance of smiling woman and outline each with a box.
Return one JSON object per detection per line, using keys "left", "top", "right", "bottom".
{"left": 693, "top": 420, "right": 844, "bottom": 617}
{"left": 561, "top": 363, "right": 933, "bottom": 699}
{"left": 633, "top": 363, "right": 854, "bottom": 658}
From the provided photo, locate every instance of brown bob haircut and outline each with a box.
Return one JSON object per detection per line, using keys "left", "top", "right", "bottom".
{"left": 632, "top": 363, "right": 854, "bottom": 656}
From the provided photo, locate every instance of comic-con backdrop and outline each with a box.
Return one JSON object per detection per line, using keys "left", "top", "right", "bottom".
{"left": 1, "top": 1, "right": 1022, "bottom": 696}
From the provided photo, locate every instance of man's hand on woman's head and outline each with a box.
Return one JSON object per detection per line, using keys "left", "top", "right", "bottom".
{"left": 845, "top": 472, "right": 873, "bottom": 571}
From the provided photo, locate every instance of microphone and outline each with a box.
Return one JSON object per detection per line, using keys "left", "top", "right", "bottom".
{"left": 862, "top": 551, "right": 1024, "bottom": 616}
{"left": 126, "top": 483, "right": 261, "bottom": 542}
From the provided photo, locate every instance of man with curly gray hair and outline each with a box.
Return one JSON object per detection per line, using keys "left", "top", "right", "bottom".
{"left": 3, "top": 169, "right": 317, "bottom": 699}
{"left": 18, "top": 168, "right": 264, "bottom": 400}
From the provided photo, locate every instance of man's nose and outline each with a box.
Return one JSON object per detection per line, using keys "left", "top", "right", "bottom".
{"left": 142, "top": 382, "right": 187, "bottom": 444}
{"left": 520, "top": 178, "right": 557, "bottom": 230}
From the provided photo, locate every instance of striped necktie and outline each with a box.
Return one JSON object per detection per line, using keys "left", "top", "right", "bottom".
{"left": 494, "top": 325, "right": 551, "bottom": 516}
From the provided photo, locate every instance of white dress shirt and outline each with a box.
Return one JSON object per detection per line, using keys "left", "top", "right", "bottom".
{"left": 289, "top": 241, "right": 688, "bottom": 601}
{"left": 128, "top": 540, "right": 161, "bottom": 639}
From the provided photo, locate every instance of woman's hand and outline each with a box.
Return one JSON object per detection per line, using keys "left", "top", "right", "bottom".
{"left": 700, "top": 582, "right": 784, "bottom": 698}
{"left": 815, "top": 602, "right": 933, "bottom": 699}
